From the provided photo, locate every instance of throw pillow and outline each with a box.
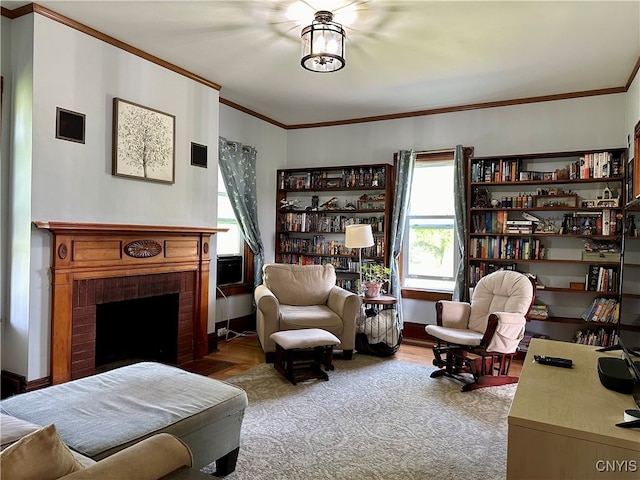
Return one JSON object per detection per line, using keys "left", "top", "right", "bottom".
{"left": 0, "top": 423, "right": 84, "bottom": 480}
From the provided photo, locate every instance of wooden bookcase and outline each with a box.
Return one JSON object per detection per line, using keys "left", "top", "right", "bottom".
{"left": 467, "top": 148, "right": 636, "bottom": 347}
{"left": 275, "top": 164, "right": 394, "bottom": 293}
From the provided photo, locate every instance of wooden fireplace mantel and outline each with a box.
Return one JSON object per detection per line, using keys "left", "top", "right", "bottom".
{"left": 35, "top": 221, "right": 227, "bottom": 384}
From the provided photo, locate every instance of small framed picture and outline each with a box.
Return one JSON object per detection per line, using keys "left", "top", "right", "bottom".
{"left": 56, "top": 107, "right": 85, "bottom": 143}
{"left": 191, "top": 142, "right": 208, "bottom": 168}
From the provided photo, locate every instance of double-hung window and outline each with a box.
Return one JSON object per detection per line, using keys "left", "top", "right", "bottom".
{"left": 403, "top": 151, "right": 457, "bottom": 292}
{"left": 217, "top": 169, "right": 243, "bottom": 257}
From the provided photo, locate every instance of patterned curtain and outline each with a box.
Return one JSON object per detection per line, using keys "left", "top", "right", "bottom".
{"left": 452, "top": 144, "right": 468, "bottom": 301}
{"left": 388, "top": 150, "right": 416, "bottom": 328}
{"left": 218, "top": 137, "right": 264, "bottom": 287}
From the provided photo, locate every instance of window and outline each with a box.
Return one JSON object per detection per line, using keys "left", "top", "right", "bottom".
{"left": 403, "top": 152, "right": 458, "bottom": 292}
{"left": 217, "top": 169, "right": 254, "bottom": 291}
{"left": 217, "top": 169, "right": 243, "bottom": 256}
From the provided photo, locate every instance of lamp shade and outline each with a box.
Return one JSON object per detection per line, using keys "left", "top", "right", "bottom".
{"left": 345, "top": 224, "right": 374, "bottom": 249}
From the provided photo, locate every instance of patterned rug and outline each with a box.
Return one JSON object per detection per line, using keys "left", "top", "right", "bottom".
{"left": 202, "top": 354, "right": 516, "bottom": 479}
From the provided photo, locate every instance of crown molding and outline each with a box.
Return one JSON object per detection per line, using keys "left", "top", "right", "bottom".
{"left": 3, "top": 3, "right": 221, "bottom": 91}
{"left": 2, "top": 4, "right": 637, "bottom": 130}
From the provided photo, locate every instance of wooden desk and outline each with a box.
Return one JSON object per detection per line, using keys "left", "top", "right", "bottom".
{"left": 507, "top": 339, "right": 640, "bottom": 479}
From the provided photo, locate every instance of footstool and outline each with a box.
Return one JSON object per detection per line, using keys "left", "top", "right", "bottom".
{"left": 270, "top": 328, "right": 340, "bottom": 385}
{"left": 0, "top": 362, "right": 248, "bottom": 476}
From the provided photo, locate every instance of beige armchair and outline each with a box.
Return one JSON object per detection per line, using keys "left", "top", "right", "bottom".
{"left": 254, "top": 263, "right": 361, "bottom": 361}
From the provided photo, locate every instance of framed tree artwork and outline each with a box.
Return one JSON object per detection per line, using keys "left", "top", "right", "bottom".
{"left": 112, "top": 98, "right": 175, "bottom": 184}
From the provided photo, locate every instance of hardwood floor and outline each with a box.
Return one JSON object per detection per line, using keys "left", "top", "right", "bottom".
{"left": 204, "top": 333, "right": 523, "bottom": 381}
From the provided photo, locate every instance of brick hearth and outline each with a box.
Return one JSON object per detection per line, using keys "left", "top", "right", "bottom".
{"left": 71, "top": 272, "right": 196, "bottom": 380}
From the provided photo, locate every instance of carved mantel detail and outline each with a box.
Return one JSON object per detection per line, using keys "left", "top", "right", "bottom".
{"left": 34, "top": 222, "right": 227, "bottom": 385}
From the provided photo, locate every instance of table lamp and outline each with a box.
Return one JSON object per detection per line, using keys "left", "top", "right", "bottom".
{"left": 344, "top": 224, "right": 374, "bottom": 295}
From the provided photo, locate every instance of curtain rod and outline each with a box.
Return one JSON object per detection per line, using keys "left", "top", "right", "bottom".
{"left": 413, "top": 148, "right": 455, "bottom": 155}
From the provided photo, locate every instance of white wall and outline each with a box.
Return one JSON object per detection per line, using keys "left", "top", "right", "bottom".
{"left": 217, "top": 104, "right": 287, "bottom": 322}
{"left": 3, "top": 14, "right": 221, "bottom": 380}
{"left": 0, "top": 16, "right": 12, "bottom": 362}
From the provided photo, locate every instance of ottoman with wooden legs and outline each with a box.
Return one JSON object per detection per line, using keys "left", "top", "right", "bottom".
{"left": 270, "top": 328, "right": 341, "bottom": 385}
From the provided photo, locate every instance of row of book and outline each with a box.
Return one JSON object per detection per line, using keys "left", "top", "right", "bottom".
{"left": 567, "top": 152, "right": 621, "bottom": 180}
{"left": 471, "top": 159, "right": 522, "bottom": 183}
{"left": 561, "top": 210, "right": 622, "bottom": 236}
{"left": 471, "top": 211, "right": 535, "bottom": 234}
{"left": 468, "top": 263, "right": 517, "bottom": 285}
{"left": 279, "top": 213, "right": 384, "bottom": 233}
{"left": 278, "top": 234, "right": 385, "bottom": 257}
{"left": 279, "top": 167, "right": 386, "bottom": 190}
{"left": 278, "top": 255, "right": 355, "bottom": 272}
{"left": 586, "top": 265, "right": 619, "bottom": 292}
{"left": 581, "top": 298, "right": 620, "bottom": 323}
{"left": 573, "top": 328, "right": 618, "bottom": 347}
{"left": 470, "top": 151, "right": 620, "bottom": 183}
{"left": 470, "top": 236, "right": 545, "bottom": 260}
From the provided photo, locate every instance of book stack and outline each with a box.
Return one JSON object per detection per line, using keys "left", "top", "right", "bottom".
{"left": 506, "top": 219, "right": 534, "bottom": 234}
{"left": 581, "top": 298, "right": 620, "bottom": 323}
{"left": 528, "top": 304, "right": 549, "bottom": 320}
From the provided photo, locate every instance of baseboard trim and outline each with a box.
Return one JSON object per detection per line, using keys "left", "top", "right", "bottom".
{"left": 210, "top": 313, "right": 256, "bottom": 352}
{"left": 1, "top": 370, "right": 51, "bottom": 398}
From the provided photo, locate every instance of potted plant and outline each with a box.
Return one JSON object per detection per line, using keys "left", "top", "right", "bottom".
{"left": 360, "top": 263, "right": 391, "bottom": 298}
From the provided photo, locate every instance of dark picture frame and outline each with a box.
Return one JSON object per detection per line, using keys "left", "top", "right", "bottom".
{"left": 191, "top": 142, "right": 208, "bottom": 168}
{"left": 56, "top": 107, "right": 86, "bottom": 144}
{"left": 112, "top": 98, "right": 175, "bottom": 184}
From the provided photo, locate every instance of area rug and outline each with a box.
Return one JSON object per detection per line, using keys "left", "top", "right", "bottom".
{"left": 202, "top": 354, "right": 516, "bottom": 479}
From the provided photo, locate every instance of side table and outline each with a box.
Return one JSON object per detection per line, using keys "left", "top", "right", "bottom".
{"left": 357, "top": 294, "right": 402, "bottom": 357}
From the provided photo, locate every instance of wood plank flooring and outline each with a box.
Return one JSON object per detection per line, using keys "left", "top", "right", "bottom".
{"left": 203, "top": 333, "right": 523, "bottom": 381}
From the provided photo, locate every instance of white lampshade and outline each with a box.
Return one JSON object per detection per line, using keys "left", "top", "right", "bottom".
{"left": 345, "top": 224, "right": 374, "bottom": 249}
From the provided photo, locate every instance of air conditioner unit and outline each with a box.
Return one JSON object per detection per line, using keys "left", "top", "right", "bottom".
{"left": 217, "top": 255, "right": 243, "bottom": 285}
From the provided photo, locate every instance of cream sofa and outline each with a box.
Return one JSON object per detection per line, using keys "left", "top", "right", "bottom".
{"left": 1, "top": 414, "right": 192, "bottom": 480}
{"left": 255, "top": 263, "right": 361, "bottom": 360}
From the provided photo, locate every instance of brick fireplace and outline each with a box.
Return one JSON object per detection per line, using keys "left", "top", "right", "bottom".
{"left": 35, "top": 222, "right": 225, "bottom": 384}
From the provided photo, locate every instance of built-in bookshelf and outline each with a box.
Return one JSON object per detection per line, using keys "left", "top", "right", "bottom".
{"left": 468, "top": 148, "right": 634, "bottom": 347}
{"left": 275, "top": 164, "right": 394, "bottom": 293}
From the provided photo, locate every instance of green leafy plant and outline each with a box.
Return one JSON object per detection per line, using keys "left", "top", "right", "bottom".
{"left": 360, "top": 263, "right": 391, "bottom": 285}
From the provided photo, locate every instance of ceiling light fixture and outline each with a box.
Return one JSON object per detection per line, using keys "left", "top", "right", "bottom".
{"left": 300, "top": 10, "right": 345, "bottom": 73}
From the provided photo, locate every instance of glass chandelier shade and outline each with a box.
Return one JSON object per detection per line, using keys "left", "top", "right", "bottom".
{"left": 301, "top": 10, "right": 345, "bottom": 73}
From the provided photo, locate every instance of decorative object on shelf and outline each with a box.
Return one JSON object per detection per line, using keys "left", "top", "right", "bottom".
{"left": 345, "top": 224, "right": 374, "bottom": 295}
{"left": 320, "top": 197, "right": 339, "bottom": 210}
{"left": 536, "top": 193, "right": 577, "bottom": 208}
{"left": 280, "top": 198, "right": 301, "bottom": 210}
{"left": 473, "top": 188, "right": 491, "bottom": 208}
{"left": 360, "top": 262, "right": 391, "bottom": 298}
{"left": 582, "top": 185, "right": 620, "bottom": 208}
{"left": 112, "top": 98, "right": 175, "bottom": 184}
{"left": 300, "top": 10, "right": 345, "bottom": 73}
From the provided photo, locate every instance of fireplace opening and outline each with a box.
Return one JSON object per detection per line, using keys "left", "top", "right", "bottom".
{"left": 95, "top": 293, "right": 179, "bottom": 369}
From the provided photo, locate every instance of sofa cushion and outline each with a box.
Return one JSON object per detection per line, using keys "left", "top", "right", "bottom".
{"left": 280, "top": 305, "right": 344, "bottom": 333}
{"left": 262, "top": 263, "right": 337, "bottom": 306}
{"left": 0, "top": 424, "right": 84, "bottom": 480}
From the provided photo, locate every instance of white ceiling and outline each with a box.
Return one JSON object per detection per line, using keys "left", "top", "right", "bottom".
{"left": 5, "top": 0, "right": 640, "bottom": 126}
